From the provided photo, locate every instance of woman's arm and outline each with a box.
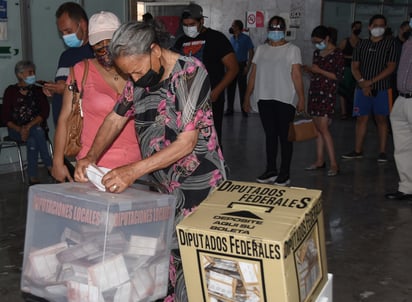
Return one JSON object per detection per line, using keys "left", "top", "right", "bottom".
{"left": 101, "top": 129, "right": 199, "bottom": 193}
{"left": 75, "top": 111, "right": 129, "bottom": 182}
{"left": 243, "top": 63, "right": 256, "bottom": 112}
{"left": 51, "top": 84, "right": 76, "bottom": 182}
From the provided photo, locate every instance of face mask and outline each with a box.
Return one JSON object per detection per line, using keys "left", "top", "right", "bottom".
{"left": 315, "top": 41, "right": 326, "bottom": 50}
{"left": 353, "top": 29, "right": 361, "bottom": 36}
{"left": 62, "top": 24, "right": 83, "bottom": 48}
{"left": 267, "top": 31, "right": 285, "bottom": 42}
{"left": 24, "top": 75, "right": 36, "bottom": 85}
{"left": 183, "top": 25, "right": 200, "bottom": 38}
{"left": 229, "top": 27, "right": 234, "bottom": 34}
{"left": 133, "top": 63, "right": 165, "bottom": 88}
{"left": 370, "top": 27, "right": 385, "bottom": 38}
{"left": 403, "top": 31, "right": 411, "bottom": 40}
{"left": 95, "top": 45, "right": 113, "bottom": 69}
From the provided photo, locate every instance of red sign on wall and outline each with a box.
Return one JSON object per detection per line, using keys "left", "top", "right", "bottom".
{"left": 246, "top": 11, "right": 264, "bottom": 28}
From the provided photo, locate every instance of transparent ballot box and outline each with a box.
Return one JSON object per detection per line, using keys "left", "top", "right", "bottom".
{"left": 21, "top": 182, "right": 176, "bottom": 302}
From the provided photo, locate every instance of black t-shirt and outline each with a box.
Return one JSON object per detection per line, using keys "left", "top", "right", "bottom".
{"left": 173, "top": 28, "right": 234, "bottom": 88}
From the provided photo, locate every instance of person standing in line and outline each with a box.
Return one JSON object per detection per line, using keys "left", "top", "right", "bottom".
{"left": 385, "top": 17, "right": 412, "bottom": 202}
{"left": 225, "top": 19, "right": 254, "bottom": 117}
{"left": 243, "top": 15, "right": 305, "bottom": 186}
{"left": 51, "top": 11, "right": 141, "bottom": 183}
{"left": 43, "top": 2, "right": 94, "bottom": 125}
{"left": 392, "top": 20, "right": 411, "bottom": 100}
{"left": 337, "top": 21, "right": 362, "bottom": 120}
{"left": 304, "top": 26, "right": 344, "bottom": 177}
{"left": 173, "top": 3, "right": 238, "bottom": 148}
{"left": 342, "top": 14, "right": 397, "bottom": 163}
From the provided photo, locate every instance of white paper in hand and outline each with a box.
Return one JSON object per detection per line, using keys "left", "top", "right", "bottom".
{"left": 86, "top": 164, "right": 111, "bottom": 191}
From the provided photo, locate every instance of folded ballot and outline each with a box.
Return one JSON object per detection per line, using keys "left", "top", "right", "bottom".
{"left": 85, "top": 164, "right": 111, "bottom": 191}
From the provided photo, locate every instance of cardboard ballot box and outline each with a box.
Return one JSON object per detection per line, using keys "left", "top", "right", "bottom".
{"left": 21, "top": 182, "right": 176, "bottom": 302}
{"left": 177, "top": 180, "right": 327, "bottom": 302}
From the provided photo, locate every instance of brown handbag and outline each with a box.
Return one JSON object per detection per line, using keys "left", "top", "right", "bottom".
{"left": 288, "top": 113, "right": 318, "bottom": 142}
{"left": 63, "top": 60, "right": 89, "bottom": 157}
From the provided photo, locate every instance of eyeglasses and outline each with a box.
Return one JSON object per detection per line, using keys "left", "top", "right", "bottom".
{"left": 268, "top": 24, "right": 285, "bottom": 31}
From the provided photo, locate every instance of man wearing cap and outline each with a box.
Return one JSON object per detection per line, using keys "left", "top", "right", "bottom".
{"left": 174, "top": 3, "right": 238, "bottom": 148}
{"left": 43, "top": 2, "right": 94, "bottom": 125}
{"left": 385, "top": 14, "right": 412, "bottom": 202}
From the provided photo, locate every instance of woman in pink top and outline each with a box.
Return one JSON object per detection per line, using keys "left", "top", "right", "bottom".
{"left": 51, "top": 11, "right": 141, "bottom": 182}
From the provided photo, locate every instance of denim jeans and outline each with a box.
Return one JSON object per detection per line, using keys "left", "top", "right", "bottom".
{"left": 8, "top": 126, "right": 52, "bottom": 178}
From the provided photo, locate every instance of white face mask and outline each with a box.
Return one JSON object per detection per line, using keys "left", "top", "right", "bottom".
{"left": 370, "top": 27, "right": 385, "bottom": 38}
{"left": 183, "top": 25, "right": 200, "bottom": 38}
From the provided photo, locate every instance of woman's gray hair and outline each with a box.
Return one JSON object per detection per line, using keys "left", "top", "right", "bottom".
{"left": 110, "top": 20, "right": 170, "bottom": 59}
{"left": 15, "top": 60, "right": 35, "bottom": 77}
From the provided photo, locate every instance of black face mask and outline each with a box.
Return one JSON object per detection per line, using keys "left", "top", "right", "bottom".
{"left": 353, "top": 29, "right": 361, "bottom": 36}
{"left": 403, "top": 31, "right": 411, "bottom": 40}
{"left": 133, "top": 65, "right": 165, "bottom": 88}
{"left": 229, "top": 27, "right": 234, "bottom": 34}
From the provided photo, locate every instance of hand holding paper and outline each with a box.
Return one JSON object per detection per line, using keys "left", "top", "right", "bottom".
{"left": 85, "top": 164, "right": 111, "bottom": 191}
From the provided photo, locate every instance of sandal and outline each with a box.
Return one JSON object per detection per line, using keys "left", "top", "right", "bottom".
{"left": 327, "top": 168, "right": 339, "bottom": 177}
{"left": 304, "top": 163, "right": 326, "bottom": 171}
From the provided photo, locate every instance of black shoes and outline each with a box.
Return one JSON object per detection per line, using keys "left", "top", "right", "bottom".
{"left": 385, "top": 191, "right": 412, "bottom": 201}
{"left": 256, "top": 170, "right": 278, "bottom": 183}
{"left": 342, "top": 151, "right": 363, "bottom": 159}
{"left": 274, "top": 175, "right": 290, "bottom": 186}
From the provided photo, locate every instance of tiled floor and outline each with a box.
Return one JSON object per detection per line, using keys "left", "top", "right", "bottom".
{"left": 1, "top": 112, "right": 411, "bottom": 301}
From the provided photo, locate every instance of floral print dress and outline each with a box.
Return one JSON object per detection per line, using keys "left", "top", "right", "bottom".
{"left": 115, "top": 56, "right": 226, "bottom": 301}
{"left": 308, "top": 48, "right": 344, "bottom": 117}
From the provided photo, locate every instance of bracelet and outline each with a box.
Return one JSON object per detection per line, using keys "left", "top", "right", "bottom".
{"left": 358, "top": 78, "right": 365, "bottom": 83}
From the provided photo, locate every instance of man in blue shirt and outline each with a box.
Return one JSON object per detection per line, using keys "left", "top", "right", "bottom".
{"left": 43, "top": 2, "right": 94, "bottom": 125}
{"left": 225, "top": 20, "right": 254, "bottom": 117}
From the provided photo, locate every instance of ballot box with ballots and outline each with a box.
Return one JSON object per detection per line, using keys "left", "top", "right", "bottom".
{"left": 21, "top": 181, "right": 176, "bottom": 302}
{"left": 177, "top": 180, "right": 329, "bottom": 302}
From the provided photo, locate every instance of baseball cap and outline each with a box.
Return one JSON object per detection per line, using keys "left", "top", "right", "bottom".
{"left": 88, "top": 11, "right": 121, "bottom": 46}
{"left": 182, "top": 3, "right": 207, "bottom": 20}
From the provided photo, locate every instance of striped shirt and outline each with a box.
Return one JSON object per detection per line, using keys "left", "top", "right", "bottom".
{"left": 397, "top": 38, "right": 412, "bottom": 93}
{"left": 353, "top": 38, "right": 397, "bottom": 90}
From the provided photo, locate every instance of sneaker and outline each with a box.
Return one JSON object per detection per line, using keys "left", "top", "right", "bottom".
{"left": 256, "top": 171, "right": 277, "bottom": 183}
{"left": 274, "top": 175, "right": 290, "bottom": 186}
{"left": 377, "top": 152, "right": 388, "bottom": 163}
{"left": 341, "top": 151, "right": 363, "bottom": 159}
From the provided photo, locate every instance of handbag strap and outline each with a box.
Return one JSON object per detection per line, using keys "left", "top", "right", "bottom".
{"left": 79, "top": 59, "right": 89, "bottom": 98}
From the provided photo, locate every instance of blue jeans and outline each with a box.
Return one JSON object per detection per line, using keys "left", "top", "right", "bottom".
{"left": 8, "top": 126, "right": 52, "bottom": 178}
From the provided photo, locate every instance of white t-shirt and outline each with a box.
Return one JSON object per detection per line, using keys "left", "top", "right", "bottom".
{"left": 252, "top": 42, "right": 302, "bottom": 107}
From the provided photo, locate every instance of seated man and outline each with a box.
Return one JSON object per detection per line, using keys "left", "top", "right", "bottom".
{"left": 1, "top": 60, "right": 52, "bottom": 185}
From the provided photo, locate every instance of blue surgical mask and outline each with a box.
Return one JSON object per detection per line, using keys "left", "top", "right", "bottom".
{"left": 62, "top": 24, "right": 83, "bottom": 48}
{"left": 267, "top": 31, "right": 285, "bottom": 42}
{"left": 24, "top": 75, "right": 36, "bottom": 85}
{"left": 315, "top": 41, "right": 327, "bottom": 50}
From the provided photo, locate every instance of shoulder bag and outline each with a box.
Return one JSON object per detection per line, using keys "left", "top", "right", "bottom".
{"left": 63, "top": 59, "right": 89, "bottom": 157}
{"left": 288, "top": 112, "right": 318, "bottom": 142}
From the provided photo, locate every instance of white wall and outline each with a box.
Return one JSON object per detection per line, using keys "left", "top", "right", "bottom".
{"left": 0, "top": 0, "right": 322, "bottom": 172}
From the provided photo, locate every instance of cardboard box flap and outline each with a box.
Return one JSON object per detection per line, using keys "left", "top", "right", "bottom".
{"left": 200, "top": 181, "right": 322, "bottom": 215}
